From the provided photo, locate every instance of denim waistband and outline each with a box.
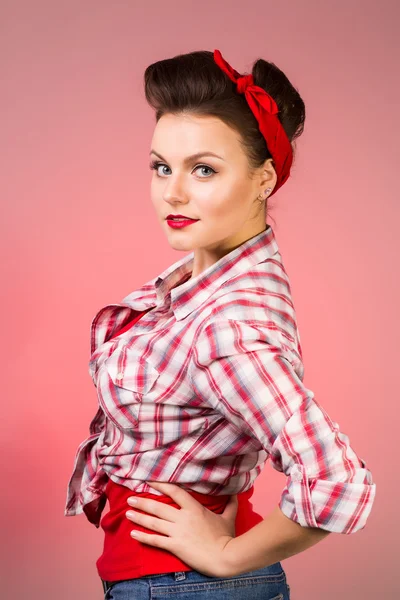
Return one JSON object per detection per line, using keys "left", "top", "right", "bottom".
{"left": 101, "top": 570, "right": 188, "bottom": 592}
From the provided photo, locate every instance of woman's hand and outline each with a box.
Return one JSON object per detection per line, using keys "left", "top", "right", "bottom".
{"left": 125, "top": 481, "right": 238, "bottom": 578}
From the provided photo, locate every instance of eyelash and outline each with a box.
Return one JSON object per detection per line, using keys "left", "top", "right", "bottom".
{"left": 149, "top": 160, "right": 217, "bottom": 178}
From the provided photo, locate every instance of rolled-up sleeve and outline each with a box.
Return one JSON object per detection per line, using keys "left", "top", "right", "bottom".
{"left": 188, "top": 317, "right": 376, "bottom": 534}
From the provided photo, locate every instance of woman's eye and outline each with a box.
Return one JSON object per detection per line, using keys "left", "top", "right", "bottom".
{"left": 154, "top": 163, "right": 171, "bottom": 176}
{"left": 195, "top": 165, "right": 215, "bottom": 177}
{"left": 150, "top": 162, "right": 216, "bottom": 178}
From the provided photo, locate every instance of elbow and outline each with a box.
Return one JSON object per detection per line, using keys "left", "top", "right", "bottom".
{"left": 280, "top": 463, "right": 377, "bottom": 534}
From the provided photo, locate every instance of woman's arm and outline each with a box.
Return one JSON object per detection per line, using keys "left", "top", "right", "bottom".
{"left": 189, "top": 316, "right": 376, "bottom": 566}
{"left": 223, "top": 505, "right": 331, "bottom": 576}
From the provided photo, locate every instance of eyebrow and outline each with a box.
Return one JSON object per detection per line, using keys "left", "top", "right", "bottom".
{"left": 149, "top": 150, "right": 225, "bottom": 163}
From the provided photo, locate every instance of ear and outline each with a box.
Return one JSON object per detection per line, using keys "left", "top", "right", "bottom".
{"left": 257, "top": 158, "right": 277, "bottom": 197}
{"left": 260, "top": 158, "right": 278, "bottom": 193}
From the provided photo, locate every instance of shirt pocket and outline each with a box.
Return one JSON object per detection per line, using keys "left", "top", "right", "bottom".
{"left": 99, "top": 345, "right": 160, "bottom": 430}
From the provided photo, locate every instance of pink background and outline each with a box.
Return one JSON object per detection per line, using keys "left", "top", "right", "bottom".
{"left": 2, "top": 1, "right": 397, "bottom": 598}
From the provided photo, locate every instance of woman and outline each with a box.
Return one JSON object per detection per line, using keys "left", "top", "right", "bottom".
{"left": 65, "top": 49, "right": 376, "bottom": 599}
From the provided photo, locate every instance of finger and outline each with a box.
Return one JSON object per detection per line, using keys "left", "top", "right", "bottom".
{"left": 222, "top": 494, "right": 239, "bottom": 520}
{"left": 126, "top": 509, "right": 173, "bottom": 536}
{"left": 147, "top": 481, "right": 202, "bottom": 511}
{"left": 127, "top": 497, "right": 178, "bottom": 522}
{"left": 130, "top": 529, "right": 174, "bottom": 552}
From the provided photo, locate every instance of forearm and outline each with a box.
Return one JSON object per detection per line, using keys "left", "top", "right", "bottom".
{"left": 223, "top": 505, "right": 331, "bottom": 576}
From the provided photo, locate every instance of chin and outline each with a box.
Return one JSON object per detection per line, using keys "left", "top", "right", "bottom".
{"left": 167, "top": 239, "right": 195, "bottom": 251}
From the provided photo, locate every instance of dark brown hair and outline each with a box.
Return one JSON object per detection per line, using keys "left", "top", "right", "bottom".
{"left": 144, "top": 50, "right": 305, "bottom": 218}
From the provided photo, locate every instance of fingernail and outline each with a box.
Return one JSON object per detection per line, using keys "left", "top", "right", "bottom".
{"left": 128, "top": 498, "right": 138, "bottom": 505}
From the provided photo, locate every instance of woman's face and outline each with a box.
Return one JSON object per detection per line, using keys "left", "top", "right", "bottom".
{"left": 149, "top": 113, "right": 276, "bottom": 276}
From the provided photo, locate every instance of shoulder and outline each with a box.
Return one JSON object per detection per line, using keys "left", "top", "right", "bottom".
{"left": 206, "top": 260, "right": 298, "bottom": 341}
{"left": 193, "top": 261, "right": 302, "bottom": 366}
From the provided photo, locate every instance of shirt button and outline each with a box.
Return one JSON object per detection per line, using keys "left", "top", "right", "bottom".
{"left": 116, "top": 372, "right": 124, "bottom": 380}
{"left": 291, "top": 466, "right": 303, "bottom": 482}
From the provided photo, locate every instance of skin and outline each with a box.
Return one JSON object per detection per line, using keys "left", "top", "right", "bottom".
{"left": 149, "top": 112, "right": 277, "bottom": 278}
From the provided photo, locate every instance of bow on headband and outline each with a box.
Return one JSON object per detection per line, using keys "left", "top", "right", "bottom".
{"left": 213, "top": 49, "right": 293, "bottom": 196}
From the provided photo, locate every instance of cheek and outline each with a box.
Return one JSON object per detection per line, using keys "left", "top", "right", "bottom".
{"left": 195, "top": 177, "right": 230, "bottom": 205}
{"left": 150, "top": 191, "right": 163, "bottom": 217}
{"left": 150, "top": 180, "right": 161, "bottom": 204}
{"left": 208, "top": 186, "right": 245, "bottom": 219}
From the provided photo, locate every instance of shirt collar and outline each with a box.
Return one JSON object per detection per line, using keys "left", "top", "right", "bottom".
{"left": 92, "top": 226, "right": 280, "bottom": 351}
{"left": 151, "top": 225, "right": 279, "bottom": 321}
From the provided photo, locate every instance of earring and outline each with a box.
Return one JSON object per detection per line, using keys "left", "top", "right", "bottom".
{"left": 258, "top": 188, "right": 272, "bottom": 202}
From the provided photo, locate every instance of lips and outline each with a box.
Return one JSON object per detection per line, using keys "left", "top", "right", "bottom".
{"left": 166, "top": 218, "right": 198, "bottom": 229}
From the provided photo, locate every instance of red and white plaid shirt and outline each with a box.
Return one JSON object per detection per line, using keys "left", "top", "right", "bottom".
{"left": 65, "top": 226, "right": 376, "bottom": 533}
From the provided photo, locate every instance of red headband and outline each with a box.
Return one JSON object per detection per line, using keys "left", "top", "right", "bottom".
{"left": 213, "top": 49, "right": 293, "bottom": 197}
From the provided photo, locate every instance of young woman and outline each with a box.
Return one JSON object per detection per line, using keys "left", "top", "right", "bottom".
{"left": 65, "top": 49, "right": 376, "bottom": 599}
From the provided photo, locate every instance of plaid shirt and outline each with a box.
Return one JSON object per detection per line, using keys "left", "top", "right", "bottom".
{"left": 65, "top": 226, "right": 376, "bottom": 533}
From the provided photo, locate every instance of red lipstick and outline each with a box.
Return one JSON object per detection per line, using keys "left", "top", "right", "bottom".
{"left": 166, "top": 214, "right": 199, "bottom": 229}
{"left": 166, "top": 218, "right": 199, "bottom": 229}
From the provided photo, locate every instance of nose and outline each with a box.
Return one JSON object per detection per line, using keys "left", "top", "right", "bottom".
{"left": 162, "top": 172, "right": 188, "bottom": 204}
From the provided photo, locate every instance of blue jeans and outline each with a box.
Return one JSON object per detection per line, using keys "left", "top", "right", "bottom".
{"left": 101, "top": 562, "right": 291, "bottom": 599}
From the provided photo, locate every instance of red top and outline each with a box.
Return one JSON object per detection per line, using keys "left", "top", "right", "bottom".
{"left": 96, "top": 310, "right": 264, "bottom": 581}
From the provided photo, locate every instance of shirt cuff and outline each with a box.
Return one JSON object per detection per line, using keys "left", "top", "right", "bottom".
{"left": 278, "top": 462, "right": 377, "bottom": 534}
